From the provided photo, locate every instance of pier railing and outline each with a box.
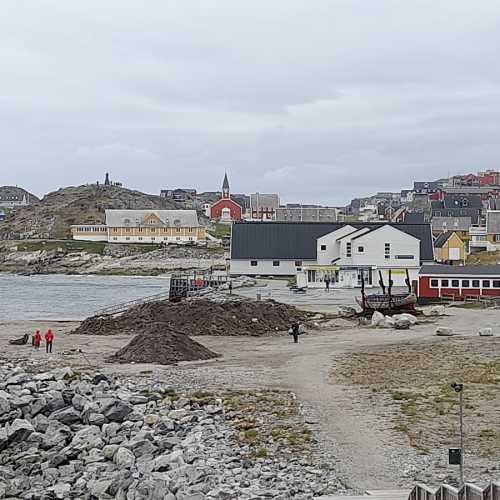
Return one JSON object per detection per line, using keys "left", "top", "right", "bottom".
{"left": 410, "top": 483, "right": 500, "bottom": 500}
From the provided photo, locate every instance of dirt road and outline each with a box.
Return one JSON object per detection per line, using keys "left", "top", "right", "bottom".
{"left": 2, "top": 306, "right": 498, "bottom": 490}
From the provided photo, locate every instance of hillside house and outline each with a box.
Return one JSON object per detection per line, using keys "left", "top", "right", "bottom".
{"left": 230, "top": 221, "right": 434, "bottom": 288}
{"left": 434, "top": 232, "right": 466, "bottom": 265}
{"left": 71, "top": 210, "right": 205, "bottom": 244}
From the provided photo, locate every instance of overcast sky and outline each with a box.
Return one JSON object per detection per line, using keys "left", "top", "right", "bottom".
{"left": 2, "top": 1, "right": 500, "bottom": 205}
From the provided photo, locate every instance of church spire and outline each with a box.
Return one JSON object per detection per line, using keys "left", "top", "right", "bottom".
{"left": 222, "top": 172, "right": 230, "bottom": 199}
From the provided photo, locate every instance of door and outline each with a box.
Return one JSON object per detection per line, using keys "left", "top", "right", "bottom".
{"left": 449, "top": 248, "right": 460, "bottom": 261}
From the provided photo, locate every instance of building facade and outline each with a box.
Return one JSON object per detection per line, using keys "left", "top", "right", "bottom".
{"left": 249, "top": 193, "right": 280, "bottom": 220}
{"left": 71, "top": 209, "right": 205, "bottom": 244}
{"left": 209, "top": 174, "right": 242, "bottom": 223}
{"left": 434, "top": 232, "right": 466, "bottom": 265}
{"left": 274, "top": 205, "right": 339, "bottom": 222}
{"left": 418, "top": 265, "right": 500, "bottom": 301}
{"left": 230, "top": 221, "right": 434, "bottom": 288}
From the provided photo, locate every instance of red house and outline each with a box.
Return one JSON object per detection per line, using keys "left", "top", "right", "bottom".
{"left": 418, "top": 265, "right": 500, "bottom": 302}
{"left": 210, "top": 173, "right": 242, "bottom": 222}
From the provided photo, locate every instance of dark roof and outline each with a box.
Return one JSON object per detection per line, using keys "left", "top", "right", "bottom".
{"left": 442, "top": 195, "right": 483, "bottom": 209}
{"left": 404, "top": 212, "right": 425, "bottom": 224}
{"left": 433, "top": 231, "right": 453, "bottom": 248}
{"left": 420, "top": 264, "right": 500, "bottom": 276}
{"left": 231, "top": 221, "right": 434, "bottom": 261}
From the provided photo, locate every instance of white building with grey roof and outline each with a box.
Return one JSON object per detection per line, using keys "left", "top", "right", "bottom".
{"left": 230, "top": 221, "right": 434, "bottom": 288}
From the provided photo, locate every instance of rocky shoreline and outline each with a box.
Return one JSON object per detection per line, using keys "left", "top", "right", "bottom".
{"left": 0, "top": 358, "right": 344, "bottom": 499}
{"left": 0, "top": 244, "right": 225, "bottom": 276}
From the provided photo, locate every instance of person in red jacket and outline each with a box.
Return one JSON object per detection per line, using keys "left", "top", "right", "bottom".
{"left": 33, "top": 330, "right": 42, "bottom": 350}
{"left": 45, "top": 329, "right": 54, "bottom": 353}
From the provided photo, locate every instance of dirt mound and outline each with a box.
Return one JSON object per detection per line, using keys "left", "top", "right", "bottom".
{"left": 72, "top": 298, "right": 309, "bottom": 337}
{"left": 107, "top": 323, "right": 218, "bottom": 365}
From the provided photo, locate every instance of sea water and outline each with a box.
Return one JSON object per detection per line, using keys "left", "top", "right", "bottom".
{"left": 0, "top": 274, "right": 170, "bottom": 321}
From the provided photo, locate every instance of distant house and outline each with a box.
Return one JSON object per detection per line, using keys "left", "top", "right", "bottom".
{"left": 431, "top": 195, "right": 483, "bottom": 224}
{"left": 160, "top": 189, "right": 197, "bottom": 202}
{"left": 274, "top": 205, "right": 339, "bottom": 222}
{"left": 0, "top": 188, "right": 35, "bottom": 209}
{"left": 209, "top": 174, "right": 242, "bottom": 223}
{"left": 230, "top": 221, "right": 434, "bottom": 288}
{"left": 434, "top": 232, "right": 466, "bottom": 265}
{"left": 0, "top": 210, "right": 5, "bottom": 222}
{"left": 249, "top": 193, "right": 280, "bottom": 220}
{"left": 71, "top": 209, "right": 205, "bottom": 244}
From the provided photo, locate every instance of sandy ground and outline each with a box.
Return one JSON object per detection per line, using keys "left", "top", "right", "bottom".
{"left": 2, "top": 304, "right": 499, "bottom": 491}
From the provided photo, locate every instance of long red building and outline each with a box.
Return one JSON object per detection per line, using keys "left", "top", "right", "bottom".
{"left": 418, "top": 265, "right": 500, "bottom": 301}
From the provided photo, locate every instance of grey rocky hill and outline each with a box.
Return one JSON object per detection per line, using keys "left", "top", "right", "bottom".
{"left": 0, "top": 184, "right": 180, "bottom": 240}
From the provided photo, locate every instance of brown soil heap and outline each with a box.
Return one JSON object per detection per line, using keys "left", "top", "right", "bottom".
{"left": 72, "top": 298, "right": 309, "bottom": 337}
{"left": 106, "top": 323, "right": 218, "bottom": 365}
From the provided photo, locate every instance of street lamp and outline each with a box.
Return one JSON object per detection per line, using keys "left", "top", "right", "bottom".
{"left": 450, "top": 382, "right": 464, "bottom": 485}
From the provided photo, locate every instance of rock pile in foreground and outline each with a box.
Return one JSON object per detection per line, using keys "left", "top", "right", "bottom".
{"left": 0, "top": 364, "right": 339, "bottom": 499}
{"left": 107, "top": 325, "right": 219, "bottom": 365}
{"left": 72, "top": 298, "right": 310, "bottom": 337}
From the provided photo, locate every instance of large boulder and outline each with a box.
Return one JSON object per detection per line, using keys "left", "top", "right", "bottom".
{"left": 371, "top": 311, "right": 385, "bottom": 327}
{"left": 393, "top": 313, "right": 418, "bottom": 325}
{"left": 101, "top": 399, "right": 133, "bottom": 423}
{"left": 49, "top": 407, "right": 81, "bottom": 425}
{"left": 114, "top": 447, "right": 135, "bottom": 468}
{"left": 435, "top": 326, "right": 454, "bottom": 336}
{"left": 424, "top": 305, "right": 446, "bottom": 317}
{"left": 478, "top": 328, "right": 493, "bottom": 337}
{"left": 7, "top": 419, "right": 34, "bottom": 442}
{"left": 394, "top": 318, "right": 411, "bottom": 330}
{"left": 338, "top": 306, "right": 357, "bottom": 318}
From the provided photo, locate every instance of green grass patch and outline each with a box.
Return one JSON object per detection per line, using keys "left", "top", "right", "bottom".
{"left": 16, "top": 240, "right": 107, "bottom": 254}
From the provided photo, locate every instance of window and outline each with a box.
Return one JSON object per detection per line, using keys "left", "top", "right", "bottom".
{"left": 357, "top": 246, "right": 364, "bottom": 253}
{"left": 320, "top": 244, "right": 327, "bottom": 251}
{"left": 451, "top": 280, "right": 459, "bottom": 287}
{"left": 493, "top": 280, "right": 500, "bottom": 288}
{"left": 112, "top": 237, "right": 117, "bottom": 241}
{"left": 138, "top": 228, "right": 143, "bottom": 233}
{"left": 295, "top": 260, "right": 302, "bottom": 267}
{"left": 441, "top": 279, "right": 449, "bottom": 287}
{"left": 346, "top": 242, "right": 352, "bottom": 257}
{"left": 273, "top": 260, "right": 280, "bottom": 267}
{"left": 431, "top": 279, "right": 439, "bottom": 287}
{"left": 462, "top": 280, "right": 470, "bottom": 288}
{"left": 396, "top": 255, "right": 414, "bottom": 259}
{"left": 384, "top": 243, "right": 390, "bottom": 259}
{"left": 125, "top": 237, "right": 130, "bottom": 241}
{"left": 250, "top": 261, "right": 258, "bottom": 267}
{"left": 138, "top": 237, "right": 143, "bottom": 241}
{"left": 472, "top": 280, "right": 480, "bottom": 287}
{"left": 495, "top": 235, "right": 500, "bottom": 242}
{"left": 483, "top": 280, "right": 491, "bottom": 288}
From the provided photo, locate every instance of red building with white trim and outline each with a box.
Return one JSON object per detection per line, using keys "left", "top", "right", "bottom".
{"left": 418, "top": 265, "right": 500, "bottom": 302}
{"left": 210, "top": 173, "right": 242, "bottom": 222}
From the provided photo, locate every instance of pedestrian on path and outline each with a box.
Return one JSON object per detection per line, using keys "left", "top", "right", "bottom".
{"left": 289, "top": 323, "right": 300, "bottom": 343}
{"left": 45, "top": 329, "right": 54, "bottom": 353}
{"left": 324, "top": 277, "right": 330, "bottom": 292}
{"left": 33, "top": 330, "right": 41, "bottom": 350}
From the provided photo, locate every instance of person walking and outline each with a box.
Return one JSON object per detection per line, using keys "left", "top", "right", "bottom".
{"left": 33, "top": 330, "right": 42, "bottom": 351}
{"left": 324, "top": 276, "right": 330, "bottom": 292}
{"left": 45, "top": 329, "right": 54, "bottom": 353}
{"left": 289, "top": 323, "right": 300, "bottom": 343}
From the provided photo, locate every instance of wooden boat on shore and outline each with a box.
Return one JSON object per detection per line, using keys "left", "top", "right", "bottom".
{"left": 356, "top": 292, "right": 417, "bottom": 311}
{"left": 358, "top": 269, "right": 416, "bottom": 312}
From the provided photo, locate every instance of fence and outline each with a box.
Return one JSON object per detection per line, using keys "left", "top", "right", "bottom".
{"left": 410, "top": 483, "right": 500, "bottom": 500}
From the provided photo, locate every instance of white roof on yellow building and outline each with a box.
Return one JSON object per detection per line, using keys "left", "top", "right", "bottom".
{"left": 104, "top": 209, "right": 200, "bottom": 227}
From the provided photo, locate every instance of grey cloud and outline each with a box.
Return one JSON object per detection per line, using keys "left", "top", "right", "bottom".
{"left": 1, "top": 0, "right": 500, "bottom": 205}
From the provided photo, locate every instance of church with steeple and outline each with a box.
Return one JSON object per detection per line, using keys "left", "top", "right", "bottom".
{"left": 209, "top": 173, "right": 242, "bottom": 222}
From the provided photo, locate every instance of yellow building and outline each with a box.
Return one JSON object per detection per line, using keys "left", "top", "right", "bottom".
{"left": 434, "top": 231, "right": 466, "bottom": 264}
{"left": 71, "top": 209, "right": 206, "bottom": 244}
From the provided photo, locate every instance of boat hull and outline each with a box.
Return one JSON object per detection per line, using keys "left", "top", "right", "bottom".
{"left": 356, "top": 293, "right": 417, "bottom": 311}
